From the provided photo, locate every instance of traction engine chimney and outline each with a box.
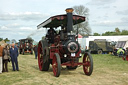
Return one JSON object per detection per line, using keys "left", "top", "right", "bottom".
{"left": 65, "top": 8, "right": 74, "bottom": 33}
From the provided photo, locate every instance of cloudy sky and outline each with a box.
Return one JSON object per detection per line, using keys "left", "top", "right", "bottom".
{"left": 0, "top": 0, "right": 128, "bottom": 42}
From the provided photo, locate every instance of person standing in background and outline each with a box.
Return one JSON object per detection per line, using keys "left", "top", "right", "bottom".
{"left": 33, "top": 45, "right": 38, "bottom": 59}
{"left": 0, "top": 44, "right": 4, "bottom": 73}
{"left": 117, "top": 47, "right": 125, "bottom": 57}
{"left": 10, "top": 43, "right": 19, "bottom": 71}
{"left": 2, "top": 45, "right": 10, "bottom": 72}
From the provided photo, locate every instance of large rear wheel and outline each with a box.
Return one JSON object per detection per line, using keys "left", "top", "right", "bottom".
{"left": 52, "top": 53, "right": 61, "bottom": 77}
{"left": 83, "top": 52, "right": 93, "bottom": 76}
{"left": 38, "top": 41, "right": 50, "bottom": 71}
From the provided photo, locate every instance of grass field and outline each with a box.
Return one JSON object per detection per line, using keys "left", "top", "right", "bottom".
{"left": 0, "top": 54, "right": 128, "bottom": 85}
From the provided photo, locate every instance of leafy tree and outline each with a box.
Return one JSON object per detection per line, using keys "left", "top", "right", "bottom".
{"left": 0, "top": 38, "right": 3, "bottom": 41}
{"left": 121, "top": 30, "right": 128, "bottom": 35}
{"left": 73, "top": 5, "right": 91, "bottom": 36}
{"left": 4, "top": 38, "right": 10, "bottom": 43}
{"left": 115, "top": 27, "right": 120, "bottom": 33}
{"left": 101, "top": 28, "right": 128, "bottom": 36}
{"left": 93, "top": 33, "right": 100, "bottom": 36}
{"left": 102, "top": 31, "right": 112, "bottom": 36}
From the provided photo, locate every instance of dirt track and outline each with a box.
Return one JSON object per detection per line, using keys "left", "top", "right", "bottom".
{"left": 0, "top": 54, "right": 128, "bottom": 85}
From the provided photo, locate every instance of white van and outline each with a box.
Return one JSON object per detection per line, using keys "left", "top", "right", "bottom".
{"left": 115, "top": 37, "right": 128, "bottom": 50}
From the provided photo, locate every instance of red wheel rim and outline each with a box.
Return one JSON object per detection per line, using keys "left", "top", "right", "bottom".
{"left": 83, "top": 54, "right": 91, "bottom": 74}
{"left": 38, "top": 41, "right": 43, "bottom": 70}
{"left": 126, "top": 55, "right": 128, "bottom": 61}
{"left": 52, "top": 55, "right": 57, "bottom": 76}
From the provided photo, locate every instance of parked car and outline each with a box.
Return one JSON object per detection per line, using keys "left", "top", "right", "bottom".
{"left": 89, "top": 39, "right": 113, "bottom": 54}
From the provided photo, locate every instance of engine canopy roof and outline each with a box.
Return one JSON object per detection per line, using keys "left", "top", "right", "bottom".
{"left": 37, "top": 14, "right": 85, "bottom": 29}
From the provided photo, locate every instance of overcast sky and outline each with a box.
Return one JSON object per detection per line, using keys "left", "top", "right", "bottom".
{"left": 0, "top": 0, "right": 128, "bottom": 42}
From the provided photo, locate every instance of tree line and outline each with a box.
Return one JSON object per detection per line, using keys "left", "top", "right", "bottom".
{"left": 93, "top": 28, "right": 128, "bottom": 36}
{"left": 0, "top": 38, "right": 10, "bottom": 42}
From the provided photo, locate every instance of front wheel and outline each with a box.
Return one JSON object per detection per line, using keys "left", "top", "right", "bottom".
{"left": 83, "top": 52, "right": 93, "bottom": 76}
{"left": 98, "top": 50, "right": 102, "bottom": 54}
{"left": 52, "top": 53, "right": 61, "bottom": 77}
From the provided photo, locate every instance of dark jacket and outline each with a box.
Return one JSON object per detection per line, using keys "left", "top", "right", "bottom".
{"left": 33, "top": 46, "right": 38, "bottom": 53}
{"left": 9, "top": 47, "right": 19, "bottom": 58}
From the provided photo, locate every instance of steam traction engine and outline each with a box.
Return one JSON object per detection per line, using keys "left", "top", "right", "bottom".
{"left": 19, "top": 38, "right": 33, "bottom": 55}
{"left": 37, "top": 8, "right": 93, "bottom": 77}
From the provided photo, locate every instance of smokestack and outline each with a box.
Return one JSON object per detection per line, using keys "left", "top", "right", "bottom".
{"left": 65, "top": 8, "right": 74, "bottom": 33}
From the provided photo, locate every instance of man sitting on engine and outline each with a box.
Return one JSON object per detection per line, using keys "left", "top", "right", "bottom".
{"left": 46, "top": 27, "right": 56, "bottom": 43}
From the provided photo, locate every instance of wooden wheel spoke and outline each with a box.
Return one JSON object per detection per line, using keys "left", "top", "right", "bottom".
{"left": 86, "top": 57, "right": 89, "bottom": 61}
{"left": 53, "top": 62, "right": 56, "bottom": 68}
{"left": 85, "top": 61, "right": 90, "bottom": 66}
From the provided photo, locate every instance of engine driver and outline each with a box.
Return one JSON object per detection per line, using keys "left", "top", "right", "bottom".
{"left": 46, "top": 27, "right": 56, "bottom": 43}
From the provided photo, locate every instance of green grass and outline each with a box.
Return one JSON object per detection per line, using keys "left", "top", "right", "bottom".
{"left": 0, "top": 54, "right": 128, "bottom": 85}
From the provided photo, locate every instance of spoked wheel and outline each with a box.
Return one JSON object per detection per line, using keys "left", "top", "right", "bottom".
{"left": 52, "top": 53, "right": 61, "bottom": 77}
{"left": 38, "top": 41, "right": 50, "bottom": 71}
{"left": 83, "top": 52, "right": 93, "bottom": 76}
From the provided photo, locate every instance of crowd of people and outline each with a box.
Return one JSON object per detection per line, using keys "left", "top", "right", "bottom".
{"left": 0, "top": 43, "right": 19, "bottom": 73}
{"left": 0, "top": 43, "right": 38, "bottom": 74}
